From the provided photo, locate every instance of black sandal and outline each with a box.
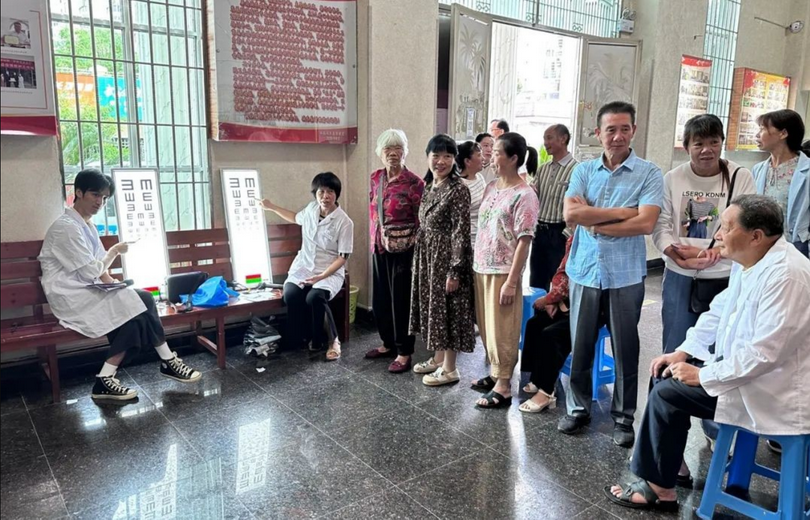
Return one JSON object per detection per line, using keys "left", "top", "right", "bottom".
{"left": 676, "top": 473, "right": 693, "bottom": 489}
{"left": 475, "top": 390, "right": 512, "bottom": 409}
{"left": 603, "top": 480, "right": 678, "bottom": 512}
{"left": 471, "top": 376, "right": 496, "bottom": 391}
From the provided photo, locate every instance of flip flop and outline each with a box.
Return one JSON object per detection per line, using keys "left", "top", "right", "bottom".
{"left": 471, "top": 376, "right": 496, "bottom": 391}
{"left": 603, "top": 480, "right": 678, "bottom": 512}
{"left": 475, "top": 390, "right": 512, "bottom": 409}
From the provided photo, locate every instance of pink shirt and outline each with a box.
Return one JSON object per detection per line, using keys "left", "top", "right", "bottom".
{"left": 473, "top": 181, "right": 539, "bottom": 274}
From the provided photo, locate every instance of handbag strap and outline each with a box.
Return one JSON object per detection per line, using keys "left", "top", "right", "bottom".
{"left": 377, "top": 175, "right": 386, "bottom": 230}
{"left": 706, "top": 166, "right": 741, "bottom": 250}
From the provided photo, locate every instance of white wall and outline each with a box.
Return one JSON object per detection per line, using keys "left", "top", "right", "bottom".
{"left": 0, "top": 136, "right": 63, "bottom": 242}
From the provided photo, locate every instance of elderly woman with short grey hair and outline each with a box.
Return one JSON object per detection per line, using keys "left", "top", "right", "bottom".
{"left": 366, "top": 129, "right": 425, "bottom": 373}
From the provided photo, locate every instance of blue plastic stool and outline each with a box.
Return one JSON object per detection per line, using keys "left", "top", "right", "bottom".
{"left": 697, "top": 424, "right": 810, "bottom": 520}
{"left": 519, "top": 287, "right": 547, "bottom": 351}
{"left": 560, "top": 326, "right": 614, "bottom": 401}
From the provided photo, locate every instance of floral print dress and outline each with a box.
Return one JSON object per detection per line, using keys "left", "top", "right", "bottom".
{"left": 409, "top": 175, "right": 476, "bottom": 352}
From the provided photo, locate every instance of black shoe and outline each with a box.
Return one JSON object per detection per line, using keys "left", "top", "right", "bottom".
{"left": 160, "top": 353, "right": 202, "bottom": 383}
{"left": 557, "top": 414, "right": 591, "bottom": 435}
{"left": 91, "top": 376, "right": 138, "bottom": 401}
{"left": 613, "top": 423, "right": 635, "bottom": 448}
{"left": 766, "top": 439, "right": 782, "bottom": 454}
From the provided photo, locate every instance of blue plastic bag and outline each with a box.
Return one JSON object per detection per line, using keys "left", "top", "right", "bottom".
{"left": 180, "top": 276, "right": 238, "bottom": 307}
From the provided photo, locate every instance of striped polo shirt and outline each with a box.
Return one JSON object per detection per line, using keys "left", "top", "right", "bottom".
{"left": 532, "top": 153, "right": 577, "bottom": 224}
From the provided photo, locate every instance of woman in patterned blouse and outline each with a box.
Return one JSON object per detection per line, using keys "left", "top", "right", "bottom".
{"left": 519, "top": 234, "right": 573, "bottom": 413}
{"left": 471, "top": 132, "right": 540, "bottom": 408}
{"left": 365, "top": 129, "right": 425, "bottom": 373}
{"left": 409, "top": 134, "right": 475, "bottom": 386}
{"left": 752, "top": 109, "right": 810, "bottom": 257}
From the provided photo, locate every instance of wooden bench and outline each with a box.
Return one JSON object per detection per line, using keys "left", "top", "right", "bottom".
{"left": 0, "top": 223, "right": 350, "bottom": 401}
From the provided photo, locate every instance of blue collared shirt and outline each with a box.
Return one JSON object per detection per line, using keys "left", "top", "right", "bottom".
{"left": 565, "top": 150, "right": 663, "bottom": 289}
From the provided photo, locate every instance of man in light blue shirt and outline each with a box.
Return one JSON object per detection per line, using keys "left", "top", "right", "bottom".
{"left": 558, "top": 101, "right": 663, "bottom": 448}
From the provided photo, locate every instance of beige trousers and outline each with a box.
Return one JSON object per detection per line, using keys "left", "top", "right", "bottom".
{"left": 474, "top": 273, "right": 522, "bottom": 379}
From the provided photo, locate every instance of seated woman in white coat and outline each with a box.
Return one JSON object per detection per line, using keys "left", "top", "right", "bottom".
{"left": 605, "top": 195, "right": 810, "bottom": 512}
{"left": 260, "top": 172, "right": 353, "bottom": 360}
{"left": 38, "top": 169, "right": 201, "bottom": 402}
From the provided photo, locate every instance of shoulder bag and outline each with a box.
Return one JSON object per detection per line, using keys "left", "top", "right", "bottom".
{"left": 377, "top": 176, "right": 416, "bottom": 253}
{"left": 689, "top": 166, "right": 741, "bottom": 314}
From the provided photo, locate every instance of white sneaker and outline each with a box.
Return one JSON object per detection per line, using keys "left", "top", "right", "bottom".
{"left": 413, "top": 357, "right": 440, "bottom": 374}
{"left": 422, "top": 367, "right": 460, "bottom": 386}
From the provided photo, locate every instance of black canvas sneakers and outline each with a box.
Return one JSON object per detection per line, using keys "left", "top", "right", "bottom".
{"left": 91, "top": 376, "right": 138, "bottom": 401}
{"left": 160, "top": 353, "right": 202, "bottom": 383}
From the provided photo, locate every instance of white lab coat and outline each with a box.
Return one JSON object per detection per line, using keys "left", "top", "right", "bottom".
{"left": 285, "top": 202, "right": 353, "bottom": 300}
{"left": 677, "top": 238, "right": 810, "bottom": 435}
{"left": 38, "top": 208, "right": 146, "bottom": 338}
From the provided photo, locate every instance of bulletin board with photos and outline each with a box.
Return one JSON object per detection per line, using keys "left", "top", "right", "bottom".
{"left": 674, "top": 55, "right": 712, "bottom": 148}
{"left": 726, "top": 67, "right": 790, "bottom": 151}
{"left": 0, "top": 0, "right": 57, "bottom": 135}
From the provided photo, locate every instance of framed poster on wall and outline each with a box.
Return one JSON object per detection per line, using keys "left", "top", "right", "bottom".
{"left": 0, "top": 0, "right": 57, "bottom": 135}
{"left": 220, "top": 169, "right": 272, "bottom": 286}
{"left": 726, "top": 68, "right": 790, "bottom": 151}
{"left": 449, "top": 4, "right": 491, "bottom": 141}
{"left": 111, "top": 168, "right": 171, "bottom": 291}
{"left": 576, "top": 40, "right": 640, "bottom": 148}
{"left": 207, "top": 0, "right": 357, "bottom": 144}
{"left": 674, "top": 56, "right": 712, "bottom": 148}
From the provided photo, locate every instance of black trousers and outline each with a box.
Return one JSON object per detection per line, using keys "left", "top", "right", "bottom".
{"left": 631, "top": 378, "right": 717, "bottom": 489}
{"left": 520, "top": 309, "right": 571, "bottom": 394}
{"left": 567, "top": 281, "right": 645, "bottom": 426}
{"left": 283, "top": 283, "right": 336, "bottom": 349}
{"left": 529, "top": 222, "right": 567, "bottom": 291}
{"left": 372, "top": 250, "right": 416, "bottom": 356}
{"left": 106, "top": 289, "right": 165, "bottom": 358}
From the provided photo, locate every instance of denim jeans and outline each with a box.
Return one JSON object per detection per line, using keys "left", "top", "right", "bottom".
{"left": 661, "top": 269, "right": 701, "bottom": 355}
{"left": 661, "top": 268, "right": 718, "bottom": 439}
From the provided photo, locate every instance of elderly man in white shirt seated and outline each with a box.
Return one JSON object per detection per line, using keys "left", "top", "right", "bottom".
{"left": 39, "top": 169, "right": 201, "bottom": 402}
{"left": 260, "top": 172, "right": 353, "bottom": 361}
{"left": 605, "top": 194, "right": 810, "bottom": 512}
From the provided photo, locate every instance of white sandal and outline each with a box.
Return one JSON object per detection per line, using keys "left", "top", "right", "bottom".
{"left": 326, "top": 339, "right": 341, "bottom": 361}
{"left": 519, "top": 390, "right": 557, "bottom": 414}
{"left": 522, "top": 382, "right": 539, "bottom": 394}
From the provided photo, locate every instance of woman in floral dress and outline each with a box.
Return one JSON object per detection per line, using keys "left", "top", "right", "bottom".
{"left": 409, "top": 134, "right": 475, "bottom": 386}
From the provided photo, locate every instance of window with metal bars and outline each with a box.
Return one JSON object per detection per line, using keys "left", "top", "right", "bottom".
{"left": 439, "top": 0, "right": 622, "bottom": 38}
{"left": 702, "top": 0, "right": 741, "bottom": 132}
{"left": 51, "top": 0, "right": 210, "bottom": 235}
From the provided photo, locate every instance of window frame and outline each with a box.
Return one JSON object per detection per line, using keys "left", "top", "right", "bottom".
{"left": 51, "top": 0, "right": 211, "bottom": 234}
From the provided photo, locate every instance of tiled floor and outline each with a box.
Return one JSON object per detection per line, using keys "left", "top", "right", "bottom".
{"left": 0, "top": 271, "right": 784, "bottom": 519}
